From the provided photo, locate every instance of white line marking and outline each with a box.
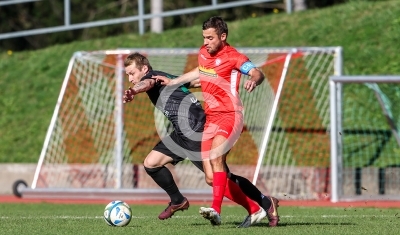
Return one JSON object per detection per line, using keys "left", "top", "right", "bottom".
{"left": 0, "top": 215, "right": 395, "bottom": 219}
{"left": 0, "top": 216, "right": 153, "bottom": 219}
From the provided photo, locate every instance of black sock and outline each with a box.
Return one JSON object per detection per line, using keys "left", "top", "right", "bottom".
{"left": 229, "top": 173, "right": 271, "bottom": 209}
{"left": 261, "top": 196, "right": 272, "bottom": 211}
{"left": 144, "top": 166, "right": 184, "bottom": 205}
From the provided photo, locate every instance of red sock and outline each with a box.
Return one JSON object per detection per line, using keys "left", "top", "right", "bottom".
{"left": 211, "top": 172, "right": 227, "bottom": 214}
{"left": 224, "top": 179, "right": 260, "bottom": 214}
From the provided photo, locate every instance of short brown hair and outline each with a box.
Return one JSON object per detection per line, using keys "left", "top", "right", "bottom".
{"left": 202, "top": 16, "right": 228, "bottom": 38}
{"left": 124, "top": 52, "right": 153, "bottom": 70}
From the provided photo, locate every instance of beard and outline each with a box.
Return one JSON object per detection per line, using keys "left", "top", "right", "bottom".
{"left": 208, "top": 42, "right": 224, "bottom": 55}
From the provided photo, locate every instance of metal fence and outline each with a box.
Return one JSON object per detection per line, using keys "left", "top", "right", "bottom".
{"left": 0, "top": 0, "right": 290, "bottom": 40}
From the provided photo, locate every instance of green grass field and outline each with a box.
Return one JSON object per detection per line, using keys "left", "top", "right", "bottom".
{"left": 1, "top": 203, "right": 399, "bottom": 235}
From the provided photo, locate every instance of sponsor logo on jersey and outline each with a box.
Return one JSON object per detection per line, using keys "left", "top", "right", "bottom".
{"left": 163, "top": 110, "right": 170, "bottom": 117}
{"left": 190, "top": 97, "right": 198, "bottom": 103}
{"left": 199, "top": 65, "right": 217, "bottom": 77}
{"left": 215, "top": 58, "right": 221, "bottom": 66}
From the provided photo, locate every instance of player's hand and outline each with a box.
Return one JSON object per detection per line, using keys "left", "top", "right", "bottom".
{"left": 123, "top": 87, "right": 135, "bottom": 103}
{"left": 153, "top": 75, "right": 172, "bottom": 86}
{"left": 244, "top": 80, "right": 257, "bottom": 92}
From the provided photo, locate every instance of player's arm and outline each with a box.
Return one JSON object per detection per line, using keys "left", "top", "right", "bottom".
{"left": 123, "top": 79, "right": 155, "bottom": 103}
{"left": 188, "top": 78, "right": 201, "bottom": 88}
{"left": 154, "top": 67, "right": 200, "bottom": 86}
{"left": 240, "top": 61, "right": 265, "bottom": 92}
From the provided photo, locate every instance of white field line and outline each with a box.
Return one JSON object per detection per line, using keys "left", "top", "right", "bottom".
{"left": 0, "top": 215, "right": 396, "bottom": 219}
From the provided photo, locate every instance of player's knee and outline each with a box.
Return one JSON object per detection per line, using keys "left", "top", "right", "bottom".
{"left": 205, "top": 177, "right": 213, "bottom": 186}
{"left": 204, "top": 174, "right": 213, "bottom": 186}
{"left": 209, "top": 152, "right": 220, "bottom": 162}
{"left": 143, "top": 156, "right": 162, "bottom": 168}
{"left": 144, "top": 166, "right": 163, "bottom": 176}
{"left": 209, "top": 156, "right": 224, "bottom": 170}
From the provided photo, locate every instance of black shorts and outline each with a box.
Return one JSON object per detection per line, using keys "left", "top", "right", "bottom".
{"left": 153, "top": 131, "right": 204, "bottom": 172}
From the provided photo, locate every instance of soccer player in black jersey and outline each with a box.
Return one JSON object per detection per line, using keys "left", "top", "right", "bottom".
{"left": 123, "top": 52, "right": 276, "bottom": 223}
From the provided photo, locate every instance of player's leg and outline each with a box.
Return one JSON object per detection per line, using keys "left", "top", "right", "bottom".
{"left": 182, "top": 133, "right": 205, "bottom": 173}
{"left": 223, "top": 162, "right": 278, "bottom": 226}
{"left": 146, "top": 139, "right": 189, "bottom": 220}
{"left": 144, "top": 150, "right": 185, "bottom": 205}
{"left": 195, "top": 153, "right": 278, "bottom": 226}
{"left": 210, "top": 141, "right": 260, "bottom": 216}
{"left": 201, "top": 158, "right": 213, "bottom": 186}
{"left": 199, "top": 132, "right": 230, "bottom": 215}
{"left": 200, "top": 135, "right": 259, "bottom": 219}
{"left": 220, "top": 161, "right": 267, "bottom": 227}
{"left": 205, "top": 111, "right": 259, "bottom": 216}
{"left": 211, "top": 112, "right": 265, "bottom": 227}
{"left": 228, "top": 173, "right": 268, "bottom": 207}
{"left": 198, "top": 156, "right": 222, "bottom": 225}
{"left": 199, "top": 135, "right": 264, "bottom": 227}
{"left": 197, "top": 134, "right": 223, "bottom": 225}
{"left": 228, "top": 173, "right": 279, "bottom": 227}
{"left": 222, "top": 163, "right": 263, "bottom": 208}
{"left": 208, "top": 135, "right": 229, "bottom": 214}
{"left": 184, "top": 131, "right": 272, "bottom": 213}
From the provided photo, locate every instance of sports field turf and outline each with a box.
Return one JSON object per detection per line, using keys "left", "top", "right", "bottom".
{"left": 0, "top": 203, "right": 399, "bottom": 235}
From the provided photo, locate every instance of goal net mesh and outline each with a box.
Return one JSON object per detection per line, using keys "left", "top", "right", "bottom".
{"left": 333, "top": 79, "right": 400, "bottom": 200}
{"left": 33, "top": 48, "right": 340, "bottom": 200}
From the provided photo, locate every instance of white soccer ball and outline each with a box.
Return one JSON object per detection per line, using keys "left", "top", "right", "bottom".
{"left": 103, "top": 200, "right": 132, "bottom": 227}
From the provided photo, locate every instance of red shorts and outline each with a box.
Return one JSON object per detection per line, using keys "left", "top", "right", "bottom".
{"left": 201, "top": 111, "right": 243, "bottom": 159}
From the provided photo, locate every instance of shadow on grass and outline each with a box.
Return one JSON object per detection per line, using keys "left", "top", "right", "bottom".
{"left": 254, "top": 222, "right": 356, "bottom": 227}
{"left": 191, "top": 221, "right": 356, "bottom": 227}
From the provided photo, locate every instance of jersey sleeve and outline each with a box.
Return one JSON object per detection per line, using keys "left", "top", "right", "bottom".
{"left": 140, "top": 76, "right": 153, "bottom": 82}
{"left": 230, "top": 51, "right": 254, "bottom": 75}
{"left": 182, "top": 82, "right": 191, "bottom": 88}
{"left": 143, "top": 70, "right": 178, "bottom": 87}
{"left": 140, "top": 70, "right": 156, "bottom": 82}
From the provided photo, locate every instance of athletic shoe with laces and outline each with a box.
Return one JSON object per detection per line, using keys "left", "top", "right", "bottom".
{"left": 158, "top": 197, "right": 189, "bottom": 220}
{"left": 199, "top": 207, "right": 221, "bottom": 225}
{"left": 266, "top": 196, "right": 280, "bottom": 227}
{"left": 237, "top": 207, "right": 267, "bottom": 228}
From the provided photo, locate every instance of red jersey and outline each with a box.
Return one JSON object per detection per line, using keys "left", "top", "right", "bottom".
{"left": 198, "top": 44, "right": 249, "bottom": 116}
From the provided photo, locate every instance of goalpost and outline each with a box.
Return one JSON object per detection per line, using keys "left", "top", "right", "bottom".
{"left": 21, "top": 47, "right": 342, "bottom": 201}
{"left": 330, "top": 76, "right": 400, "bottom": 202}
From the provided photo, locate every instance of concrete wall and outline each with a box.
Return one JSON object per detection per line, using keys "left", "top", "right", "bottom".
{"left": 2, "top": 164, "right": 399, "bottom": 199}
{"left": 0, "top": 164, "right": 36, "bottom": 194}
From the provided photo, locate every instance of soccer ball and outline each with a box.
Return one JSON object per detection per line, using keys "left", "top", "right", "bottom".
{"left": 103, "top": 200, "right": 132, "bottom": 227}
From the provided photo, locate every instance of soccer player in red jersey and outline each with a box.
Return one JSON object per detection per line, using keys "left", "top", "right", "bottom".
{"left": 155, "top": 16, "right": 279, "bottom": 227}
{"left": 123, "top": 53, "right": 276, "bottom": 226}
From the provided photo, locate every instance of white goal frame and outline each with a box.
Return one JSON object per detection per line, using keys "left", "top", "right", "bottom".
{"left": 330, "top": 75, "right": 400, "bottom": 202}
{"left": 21, "top": 47, "right": 343, "bottom": 201}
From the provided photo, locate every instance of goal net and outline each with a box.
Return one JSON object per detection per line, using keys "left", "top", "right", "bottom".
{"left": 24, "top": 47, "right": 342, "bottom": 200}
{"left": 330, "top": 76, "right": 400, "bottom": 202}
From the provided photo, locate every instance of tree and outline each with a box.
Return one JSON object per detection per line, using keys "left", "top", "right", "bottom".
{"left": 0, "top": 0, "right": 366, "bottom": 51}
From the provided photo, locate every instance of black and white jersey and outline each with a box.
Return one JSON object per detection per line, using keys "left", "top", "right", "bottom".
{"left": 141, "top": 70, "right": 205, "bottom": 137}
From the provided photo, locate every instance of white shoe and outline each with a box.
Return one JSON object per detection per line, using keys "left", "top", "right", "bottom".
{"left": 237, "top": 207, "right": 267, "bottom": 228}
{"left": 199, "top": 207, "right": 221, "bottom": 226}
